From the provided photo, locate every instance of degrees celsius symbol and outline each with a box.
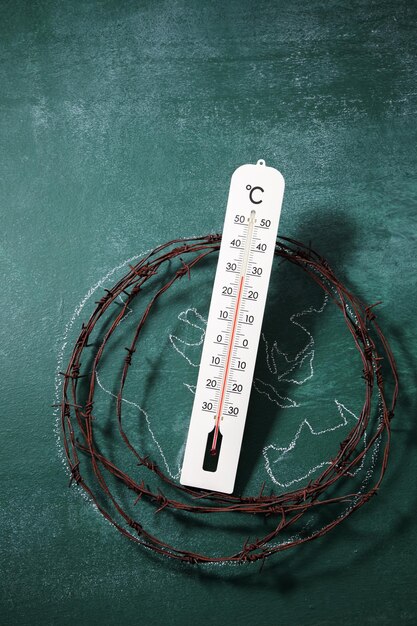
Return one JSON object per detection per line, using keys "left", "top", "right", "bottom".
{"left": 180, "top": 160, "right": 285, "bottom": 493}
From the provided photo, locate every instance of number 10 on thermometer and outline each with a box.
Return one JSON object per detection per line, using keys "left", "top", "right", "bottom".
{"left": 180, "top": 160, "right": 285, "bottom": 493}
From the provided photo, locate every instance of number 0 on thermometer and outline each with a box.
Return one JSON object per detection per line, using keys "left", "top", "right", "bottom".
{"left": 180, "top": 160, "right": 285, "bottom": 494}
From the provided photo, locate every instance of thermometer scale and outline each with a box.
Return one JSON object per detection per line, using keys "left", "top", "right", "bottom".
{"left": 180, "top": 160, "right": 285, "bottom": 493}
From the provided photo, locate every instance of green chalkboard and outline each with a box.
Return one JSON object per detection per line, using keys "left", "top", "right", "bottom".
{"left": 1, "top": 0, "right": 416, "bottom": 624}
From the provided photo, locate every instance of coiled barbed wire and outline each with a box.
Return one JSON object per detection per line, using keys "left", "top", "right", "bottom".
{"left": 60, "top": 235, "right": 398, "bottom": 564}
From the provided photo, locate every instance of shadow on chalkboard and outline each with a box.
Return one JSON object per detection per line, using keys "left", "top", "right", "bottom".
{"left": 234, "top": 207, "right": 358, "bottom": 494}
{"left": 179, "top": 214, "right": 416, "bottom": 589}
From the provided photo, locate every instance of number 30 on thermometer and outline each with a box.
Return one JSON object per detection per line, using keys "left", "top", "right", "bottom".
{"left": 180, "top": 160, "right": 285, "bottom": 494}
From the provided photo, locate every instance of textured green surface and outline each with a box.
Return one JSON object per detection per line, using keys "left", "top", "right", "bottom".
{"left": 1, "top": 1, "right": 417, "bottom": 624}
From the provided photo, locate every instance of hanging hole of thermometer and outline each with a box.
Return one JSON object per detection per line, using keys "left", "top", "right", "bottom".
{"left": 180, "top": 160, "right": 285, "bottom": 494}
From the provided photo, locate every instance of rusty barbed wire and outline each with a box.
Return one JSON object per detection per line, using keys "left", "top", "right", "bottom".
{"left": 60, "top": 235, "right": 398, "bottom": 564}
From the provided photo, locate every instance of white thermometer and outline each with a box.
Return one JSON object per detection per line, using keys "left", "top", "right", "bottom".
{"left": 180, "top": 160, "right": 285, "bottom": 494}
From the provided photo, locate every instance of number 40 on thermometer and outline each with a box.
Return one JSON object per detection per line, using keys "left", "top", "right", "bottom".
{"left": 180, "top": 160, "right": 285, "bottom": 494}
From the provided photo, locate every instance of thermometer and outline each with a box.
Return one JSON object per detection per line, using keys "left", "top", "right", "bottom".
{"left": 180, "top": 160, "right": 285, "bottom": 494}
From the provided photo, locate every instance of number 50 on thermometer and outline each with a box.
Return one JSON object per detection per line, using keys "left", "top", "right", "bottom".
{"left": 180, "top": 160, "right": 285, "bottom": 494}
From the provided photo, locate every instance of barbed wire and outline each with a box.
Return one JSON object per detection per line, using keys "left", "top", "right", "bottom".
{"left": 60, "top": 235, "right": 398, "bottom": 564}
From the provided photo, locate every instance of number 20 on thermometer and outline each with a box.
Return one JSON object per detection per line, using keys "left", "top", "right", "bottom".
{"left": 180, "top": 160, "right": 285, "bottom": 494}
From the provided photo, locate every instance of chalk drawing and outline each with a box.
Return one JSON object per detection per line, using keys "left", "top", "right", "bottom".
{"left": 95, "top": 371, "right": 182, "bottom": 480}
{"left": 54, "top": 248, "right": 381, "bottom": 565}
{"left": 167, "top": 293, "right": 365, "bottom": 487}
{"left": 263, "top": 400, "right": 364, "bottom": 488}
{"left": 169, "top": 308, "right": 207, "bottom": 367}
